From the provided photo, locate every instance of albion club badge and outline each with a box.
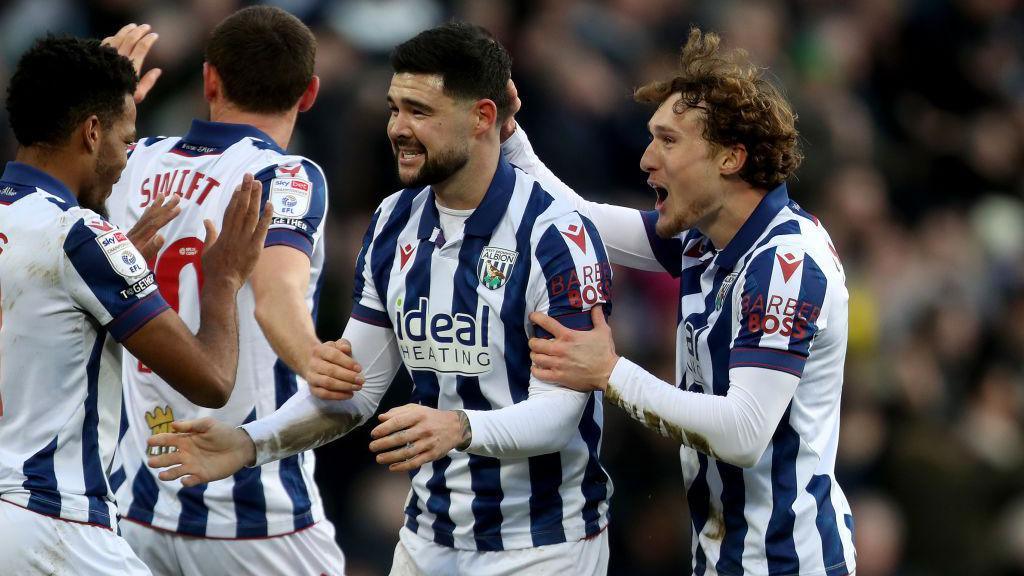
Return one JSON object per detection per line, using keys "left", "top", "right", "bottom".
{"left": 478, "top": 246, "right": 518, "bottom": 290}
{"left": 716, "top": 272, "right": 739, "bottom": 310}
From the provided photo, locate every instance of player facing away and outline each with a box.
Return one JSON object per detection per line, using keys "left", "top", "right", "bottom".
{"left": 147, "top": 23, "right": 615, "bottom": 575}
{"left": 101, "top": 8, "right": 346, "bottom": 576}
{"left": 0, "top": 37, "right": 270, "bottom": 575}
{"left": 506, "top": 29, "right": 857, "bottom": 575}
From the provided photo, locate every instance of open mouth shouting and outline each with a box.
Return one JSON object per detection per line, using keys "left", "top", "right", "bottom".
{"left": 650, "top": 180, "right": 669, "bottom": 211}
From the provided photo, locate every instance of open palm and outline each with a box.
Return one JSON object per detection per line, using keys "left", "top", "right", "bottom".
{"left": 147, "top": 417, "right": 256, "bottom": 487}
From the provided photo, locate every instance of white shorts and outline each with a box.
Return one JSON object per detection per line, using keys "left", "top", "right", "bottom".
{"left": 389, "top": 525, "right": 609, "bottom": 576}
{"left": 120, "top": 518, "right": 346, "bottom": 576}
{"left": 0, "top": 499, "right": 151, "bottom": 575}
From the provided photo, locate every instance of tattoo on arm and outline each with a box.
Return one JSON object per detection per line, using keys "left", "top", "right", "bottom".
{"left": 455, "top": 410, "right": 472, "bottom": 451}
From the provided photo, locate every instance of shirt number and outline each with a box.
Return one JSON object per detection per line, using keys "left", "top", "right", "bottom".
{"left": 138, "top": 236, "right": 205, "bottom": 373}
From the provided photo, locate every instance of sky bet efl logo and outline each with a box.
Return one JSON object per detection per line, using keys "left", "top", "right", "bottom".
{"left": 394, "top": 297, "right": 492, "bottom": 375}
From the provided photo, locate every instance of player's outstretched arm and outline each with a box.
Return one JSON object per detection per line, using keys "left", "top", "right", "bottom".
{"left": 149, "top": 317, "right": 402, "bottom": 483}
{"left": 250, "top": 247, "right": 365, "bottom": 399}
{"left": 123, "top": 175, "right": 272, "bottom": 407}
{"left": 501, "top": 90, "right": 679, "bottom": 274}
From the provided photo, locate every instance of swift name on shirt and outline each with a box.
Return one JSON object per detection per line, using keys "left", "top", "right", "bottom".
{"left": 394, "top": 296, "right": 492, "bottom": 375}
{"left": 139, "top": 169, "right": 222, "bottom": 208}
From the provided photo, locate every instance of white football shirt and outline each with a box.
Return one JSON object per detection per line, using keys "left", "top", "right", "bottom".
{"left": 0, "top": 161, "right": 167, "bottom": 531}
{"left": 106, "top": 120, "right": 329, "bottom": 538}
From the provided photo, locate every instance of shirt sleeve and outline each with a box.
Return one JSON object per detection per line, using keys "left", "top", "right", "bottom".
{"left": 254, "top": 159, "right": 328, "bottom": 258}
{"left": 349, "top": 207, "right": 392, "bottom": 328}
{"left": 729, "top": 245, "right": 829, "bottom": 378}
{"left": 61, "top": 215, "right": 169, "bottom": 342}
{"left": 606, "top": 359, "right": 799, "bottom": 467}
{"left": 529, "top": 211, "right": 612, "bottom": 333}
{"left": 502, "top": 125, "right": 682, "bottom": 275}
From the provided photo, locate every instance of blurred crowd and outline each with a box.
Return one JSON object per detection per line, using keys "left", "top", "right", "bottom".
{"left": 1, "top": 0, "right": 1023, "bottom": 574}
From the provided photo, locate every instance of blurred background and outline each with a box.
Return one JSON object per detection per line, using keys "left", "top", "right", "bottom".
{"left": 2, "top": 0, "right": 1023, "bottom": 574}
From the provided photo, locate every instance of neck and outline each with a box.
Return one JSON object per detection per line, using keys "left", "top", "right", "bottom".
{"left": 14, "top": 146, "right": 82, "bottom": 196}
{"left": 210, "top": 101, "right": 296, "bottom": 150}
{"left": 432, "top": 139, "right": 500, "bottom": 211}
{"left": 700, "top": 182, "right": 765, "bottom": 250}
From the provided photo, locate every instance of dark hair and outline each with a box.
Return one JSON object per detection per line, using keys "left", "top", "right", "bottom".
{"left": 206, "top": 6, "right": 316, "bottom": 113}
{"left": 6, "top": 36, "right": 137, "bottom": 147}
{"left": 635, "top": 28, "right": 802, "bottom": 190}
{"left": 391, "top": 22, "right": 512, "bottom": 120}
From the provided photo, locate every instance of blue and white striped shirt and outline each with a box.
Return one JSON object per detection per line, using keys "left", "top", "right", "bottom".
{"left": 0, "top": 162, "right": 168, "bottom": 530}
{"left": 652, "top": 185, "right": 856, "bottom": 576}
{"left": 352, "top": 158, "right": 613, "bottom": 551}
{"left": 502, "top": 129, "right": 856, "bottom": 575}
{"left": 106, "top": 120, "right": 330, "bottom": 538}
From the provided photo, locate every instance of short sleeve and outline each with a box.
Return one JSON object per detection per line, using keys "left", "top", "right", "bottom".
{"left": 350, "top": 207, "right": 391, "bottom": 328}
{"left": 61, "top": 216, "right": 169, "bottom": 342}
{"left": 530, "top": 213, "right": 612, "bottom": 337}
{"left": 729, "top": 246, "right": 828, "bottom": 378}
{"left": 255, "top": 159, "right": 328, "bottom": 258}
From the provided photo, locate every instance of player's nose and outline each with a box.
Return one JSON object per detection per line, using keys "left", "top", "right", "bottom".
{"left": 388, "top": 112, "right": 413, "bottom": 141}
{"left": 640, "top": 141, "right": 657, "bottom": 173}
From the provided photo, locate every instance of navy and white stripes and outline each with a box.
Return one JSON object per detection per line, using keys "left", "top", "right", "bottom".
{"left": 354, "top": 159, "right": 612, "bottom": 550}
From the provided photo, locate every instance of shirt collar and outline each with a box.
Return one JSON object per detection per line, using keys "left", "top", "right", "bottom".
{"left": 183, "top": 119, "right": 285, "bottom": 153}
{"left": 1, "top": 161, "right": 78, "bottom": 206}
{"left": 416, "top": 156, "right": 516, "bottom": 240}
{"left": 714, "top": 183, "right": 790, "bottom": 270}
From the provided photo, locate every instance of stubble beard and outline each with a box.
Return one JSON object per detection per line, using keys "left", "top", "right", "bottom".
{"left": 396, "top": 143, "right": 470, "bottom": 189}
{"left": 655, "top": 192, "right": 717, "bottom": 239}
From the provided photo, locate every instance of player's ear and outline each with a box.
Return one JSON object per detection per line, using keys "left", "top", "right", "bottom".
{"left": 719, "top": 143, "right": 747, "bottom": 177}
{"left": 81, "top": 115, "right": 102, "bottom": 155}
{"left": 472, "top": 99, "right": 498, "bottom": 137}
{"left": 203, "top": 63, "right": 220, "bottom": 103}
{"left": 297, "top": 75, "right": 319, "bottom": 113}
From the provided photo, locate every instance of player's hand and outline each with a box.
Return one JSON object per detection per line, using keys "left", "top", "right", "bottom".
{"left": 528, "top": 305, "right": 618, "bottom": 392}
{"left": 201, "top": 174, "right": 272, "bottom": 291}
{"left": 126, "top": 192, "right": 181, "bottom": 263}
{"left": 147, "top": 417, "right": 255, "bottom": 487}
{"left": 307, "top": 339, "right": 365, "bottom": 401}
{"left": 102, "top": 23, "right": 162, "bottom": 104}
{"left": 499, "top": 79, "right": 521, "bottom": 143}
{"left": 369, "top": 405, "right": 468, "bottom": 472}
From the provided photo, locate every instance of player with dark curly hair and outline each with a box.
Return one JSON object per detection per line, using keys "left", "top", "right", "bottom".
{"left": 0, "top": 36, "right": 270, "bottom": 574}
{"left": 506, "top": 27, "right": 858, "bottom": 575}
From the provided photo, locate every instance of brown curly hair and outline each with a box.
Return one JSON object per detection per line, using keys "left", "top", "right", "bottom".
{"left": 634, "top": 28, "right": 802, "bottom": 190}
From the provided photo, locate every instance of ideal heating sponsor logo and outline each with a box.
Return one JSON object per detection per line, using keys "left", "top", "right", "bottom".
{"left": 394, "top": 296, "right": 492, "bottom": 375}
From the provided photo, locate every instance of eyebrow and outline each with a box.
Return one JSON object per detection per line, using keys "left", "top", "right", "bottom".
{"left": 388, "top": 95, "right": 435, "bottom": 113}
{"left": 648, "top": 123, "right": 676, "bottom": 136}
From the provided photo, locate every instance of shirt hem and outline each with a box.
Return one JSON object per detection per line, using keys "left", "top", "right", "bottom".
{"left": 0, "top": 495, "right": 114, "bottom": 531}
{"left": 120, "top": 514, "right": 323, "bottom": 541}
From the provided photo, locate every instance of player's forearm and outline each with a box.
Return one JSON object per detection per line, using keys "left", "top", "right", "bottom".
{"left": 606, "top": 360, "right": 798, "bottom": 468}
{"left": 462, "top": 388, "right": 589, "bottom": 458}
{"left": 502, "top": 127, "right": 593, "bottom": 218}
{"left": 243, "top": 317, "right": 402, "bottom": 465}
{"left": 254, "top": 281, "right": 319, "bottom": 378}
{"left": 191, "top": 278, "right": 242, "bottom": 396}
{"left": 242, "top": 387, "right": 377, "bottom": 466}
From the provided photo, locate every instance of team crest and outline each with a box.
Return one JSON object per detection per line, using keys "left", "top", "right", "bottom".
{"left": 145, "top": 405, "right": 175, "bottom": 456}
{"left": 478, "top": 246, "right": 518, "bottom": 290}
{"left": 715, "top": 272, "right": 739, "bottom": 310}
